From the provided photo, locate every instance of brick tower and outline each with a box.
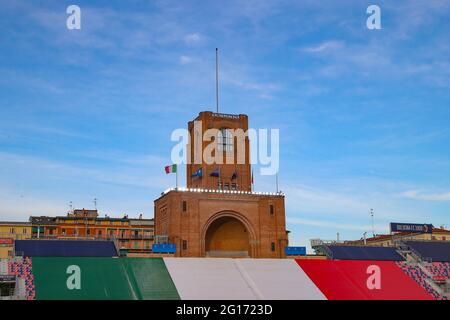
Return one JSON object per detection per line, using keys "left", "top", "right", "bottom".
{"left": 154, "top": 111, "right": 288, "bottom": 258}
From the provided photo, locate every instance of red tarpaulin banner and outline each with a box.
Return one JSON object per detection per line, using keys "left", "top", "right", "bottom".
{"left": 296, "top": 259, "right": 434, "bottom": 300}
{"left": 0, "top": 238, "right": 13, "bottom": 245}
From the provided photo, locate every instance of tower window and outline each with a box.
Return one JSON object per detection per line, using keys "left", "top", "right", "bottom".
{"left": 271, "top": 242, "right": 276, "bottom": 252}
{"left": 182, "top": 201, "right": 187, "bottom": 212}
{"left": 269, "top": 204, "right": 274, "bottom": 216}
{"left": 218, "top": 128, "right": 233, "bottom": 152}
{"left": 182, "top": 240, "right": 187, "bottom": 250}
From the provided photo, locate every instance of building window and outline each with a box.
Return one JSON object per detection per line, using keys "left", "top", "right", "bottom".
{"left": 61, "top": 229, "right": 66, "bottom": 236}
{"left": 86, "top": 229, "right": 91, "bottom": 235}
{"left": 231, "top": 183, "right": 237, "bottom": 190}
{"left": 98, "top": 230, "right": 102, "bottom": 236}
{"left": 218, "top": 128, "right": 233, "bottom": 152}
{"left": 10, "top": 228, "right": 15, "bottom": 234}
{"left": 269, "top": 204, "right": 274, "bottom": 216}
{"left": 182, "top": 240, "right": 187, "bottom": 250}
{"left": 23, "top": 228, "right": 27, "bottom": 234}
{"left": 182, "top": 201, "right": 187, "bottom": 212}
{"left": 271, "top": 242, "right": 276, "bottom": 252}
{"left": 224, "top": 182, "right": 230, "bottom": 190}
{"left": 218, "top": 182, "right": 223, "bottom": 189}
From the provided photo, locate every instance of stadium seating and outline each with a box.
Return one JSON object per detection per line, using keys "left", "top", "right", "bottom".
{"left": 163, "top": 258, "right": 325, "bottom": 300}
{"left": 8, "top": 257, "right": 35, "bottom": 300}
{"left": 297, "top": 259, "right": 433, "bottom": 300}
{"left": 2, "top": 257, "right": 445, "bottom": 300}
{"left": 424, "top": 262, "right": 450, "bottom": 282}
{"left": 15, "top": 240, "right": 118, "bottom": 257}
{"left": 325, "top": 245, "right": 404, "bottom": 261}
{"left": 32, "top": 257, "right": 179, "bottom": 300}
{"left": 404, "top": 241, "right": 450, "bottom": 262}
{"left": 396, "top": 262, "right": 446, "bottom": 300}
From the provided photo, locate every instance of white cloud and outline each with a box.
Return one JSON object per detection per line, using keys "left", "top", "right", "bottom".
{"left": 400, "top": 190, "right": 450, "bottom": 201}
{"left": 301, "top": 40, "right": 344, "bottom": 53}
{"left": 0, "top": 151, "right": 168, "bottom": 189}
{"left": 0, "top": 188, "right": 66, "bottom": 221}
{"left": 284, "top": 184, "right": 368, "bottom": 215}
{"left": 179, "top": 55, "right": 192, "bottom": 65}
{"left": 287, "top": 217, "right": 387, "bottom": 233}
{"left": 184, "top": 32, "right": 202, "bottom": 44}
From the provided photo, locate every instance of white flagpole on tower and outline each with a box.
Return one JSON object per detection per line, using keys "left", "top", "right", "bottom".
{"left": 216, "top": 48, "right": 219, "bottom": 113}
{"left": 276, "top": 173, "right": 279, "bottom": 193}
{"left": 176, "top": 165, "right": 178, "bottom": 190}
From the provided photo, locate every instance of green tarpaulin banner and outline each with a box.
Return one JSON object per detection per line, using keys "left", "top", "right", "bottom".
{"left": 32, "top": 257, "right": 180, "bottom": 300}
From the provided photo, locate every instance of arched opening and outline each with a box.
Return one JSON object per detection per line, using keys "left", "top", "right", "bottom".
{"left": 205, "top": 216, "right": 250, "bottom": 258}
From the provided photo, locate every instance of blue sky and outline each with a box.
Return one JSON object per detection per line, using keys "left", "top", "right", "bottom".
{"left": 0, "top": 0, "right": 449, "bottom": 250}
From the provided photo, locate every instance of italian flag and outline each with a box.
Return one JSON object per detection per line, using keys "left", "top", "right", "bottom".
{"left": 165, "top": 164, "right": 177, "bottom": 174}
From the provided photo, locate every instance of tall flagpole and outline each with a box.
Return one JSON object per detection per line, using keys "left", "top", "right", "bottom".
{"left": 216, "top": 48, "right": 219, "bottom": 113}
{"left": 276, "top": 173, "right": 279, "bottom": 193}
{"left": 176, "top": 165, "right": 178, "bottom": 190}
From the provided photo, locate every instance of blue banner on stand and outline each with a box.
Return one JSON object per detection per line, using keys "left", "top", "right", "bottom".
{"left": 390, "top": 223, "right": 433, "bottom": 233}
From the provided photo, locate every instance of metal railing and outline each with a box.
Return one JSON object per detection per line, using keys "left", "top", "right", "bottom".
{"left": 0, "top": 233, "right": 30, "bottom": 240}
{"left": 397, "top": 241, "right": 433, "bottom": 263}
{"left": 310, "top": 239, "right": 344, "bottom": 247}
{"left": 154, "top": 235, "right": 169, "bottom": 244}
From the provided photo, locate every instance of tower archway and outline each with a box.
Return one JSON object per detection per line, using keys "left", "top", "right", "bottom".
{"left": 202, "top": 211, "right": 256, "bottom": 258}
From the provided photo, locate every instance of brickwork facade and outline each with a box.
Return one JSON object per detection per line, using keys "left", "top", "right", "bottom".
{"left": 154, "top": 111, "right": 288, "bottom": 258}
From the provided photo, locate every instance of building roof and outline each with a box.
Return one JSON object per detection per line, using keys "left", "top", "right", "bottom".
{"left": 55, "top": 216, "right": 129, "bottom": 222}
{"left": 29, "top": 216, "right": 57, "bottom": 225}
{"left": 130, "top": 219, "right": 154, "bottom": 226}
{"left": 431, "top": 227, "right": 450, "bottom": 234}
{"left": 349, "top": 226, "right": 450, "bottom": 244}
{"left": 0, "top": 221, "right": 32, "bottom": 226}
{"left": 156, "top": 187, "right": 285, "bottom": 201}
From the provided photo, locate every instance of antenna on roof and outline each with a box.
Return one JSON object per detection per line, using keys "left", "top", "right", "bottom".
{"left": 370, "top": 208, "right": 375, "bottom": 237}
{"left": 94, "top": 198, "right": 98, "bottom": 210}
{"left": 215, "top": 48, "right": 219, "bottom": 113}
{"left": 69, "top": 201, "right": 73, "bottom": 213}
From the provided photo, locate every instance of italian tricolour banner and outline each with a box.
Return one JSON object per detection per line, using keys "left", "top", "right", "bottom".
{"left": 165, "top": 164, "right": 177, "bottom": 174}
